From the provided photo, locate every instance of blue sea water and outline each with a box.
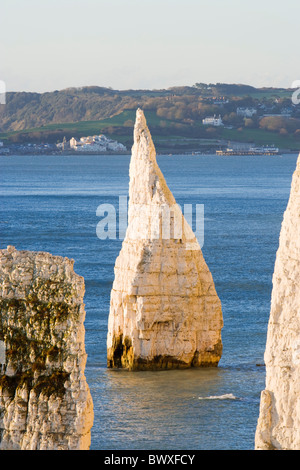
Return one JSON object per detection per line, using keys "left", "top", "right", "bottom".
{"left": 0, "top": 153, "right": 298, "bottom": 450}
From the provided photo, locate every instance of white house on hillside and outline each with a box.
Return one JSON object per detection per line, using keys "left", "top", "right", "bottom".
{"left": 202, "top": 115, "right": 223, "bottom": 126}
{"left": 236, "top": 107, "right": 257, "bottom": 117}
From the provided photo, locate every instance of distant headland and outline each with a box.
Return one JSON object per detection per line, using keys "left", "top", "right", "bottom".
{"left": 0, "top": 83, "right": 300, "bottom": 154}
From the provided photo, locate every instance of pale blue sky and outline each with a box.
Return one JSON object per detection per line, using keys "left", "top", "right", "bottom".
{"left": 1, "top": 0, "right": 299, "bottom": 92}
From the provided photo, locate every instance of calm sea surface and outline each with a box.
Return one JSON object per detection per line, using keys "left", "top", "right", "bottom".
{"left": 0, "top": 153, "right": 298, "bottom": 450}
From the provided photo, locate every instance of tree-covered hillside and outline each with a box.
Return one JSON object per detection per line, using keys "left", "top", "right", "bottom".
{"left": 1, "top": 83, "right": 299, "bottom": 151}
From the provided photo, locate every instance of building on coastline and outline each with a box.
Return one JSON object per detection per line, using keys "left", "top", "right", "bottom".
{"left": 0, "top": 141, "right": 9, "bottom": 154}
{"left": 68, "top": 134, "right": 127, "bottom": 152}
{"left": 202, "top": 115, "right": 223, "bottom": 126}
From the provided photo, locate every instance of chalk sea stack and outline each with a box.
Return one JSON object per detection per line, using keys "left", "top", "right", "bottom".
{"left": 0, "top": 246, "right": 93, "bottom": 450}
{"left": 107, "top": 109, "right": 223, "bottom": 370}
{"left": 255, "top": 154, "right": 300, "bottom": 450}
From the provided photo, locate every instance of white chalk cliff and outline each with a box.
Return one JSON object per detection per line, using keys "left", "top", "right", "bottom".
{"left": 107, "top": 109, "right": 223, "bottom": 370}
{"left": 255, "top": 154, "right": 300, "bottom": 450}
{"left": 0, "top": 246, "right": 93, "bottom": 450}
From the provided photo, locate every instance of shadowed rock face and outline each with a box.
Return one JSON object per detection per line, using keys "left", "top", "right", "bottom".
{"left": 0, "top": 246, "right": 93, "bottom": 450}
{"left": 255, "top": 154, "right": 300, "bottom": 450}
{"left": 107, "top": 109, "right": 223, "bottom": 371}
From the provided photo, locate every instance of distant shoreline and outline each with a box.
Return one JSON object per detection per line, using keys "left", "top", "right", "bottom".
{"left": 1, "top": 150, "right": 298, "bottom": 157}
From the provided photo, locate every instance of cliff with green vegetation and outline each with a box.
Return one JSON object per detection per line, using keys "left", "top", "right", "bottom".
{"left": 1, "top": 83, "right": 299, "bottom": 152}
{"left": 0, "top": 246, "right": 93, "bottom": 450}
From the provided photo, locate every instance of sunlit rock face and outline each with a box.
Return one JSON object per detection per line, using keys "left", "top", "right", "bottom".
{"left": 107, "top": 109, "right": 223, "bottom": 371}
{"left": 0, "top": 246, "right": 93, "bottom": 450}
{"left": 255, "top": 154, "right": 300, "bottom": 450}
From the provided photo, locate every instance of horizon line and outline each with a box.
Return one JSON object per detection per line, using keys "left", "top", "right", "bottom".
{"left": 4, "top": 82, "right": 297, "bottom": 95}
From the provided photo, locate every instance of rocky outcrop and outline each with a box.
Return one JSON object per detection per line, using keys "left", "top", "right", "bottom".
{"left": 107, "top": 109, "right": 223, "bottom": 370}
{"left": 255, "top": 154, "right": 300, "bottom": 450}
{"left": 0, "top": 246, "right": 93, "bottom": 450}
